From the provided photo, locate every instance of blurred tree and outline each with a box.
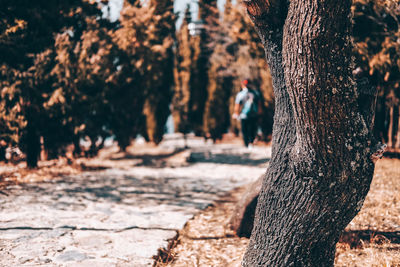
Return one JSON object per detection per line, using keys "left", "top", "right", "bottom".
{"left": 203, "top": 44, "right": 234, "bottom": 141}
{"left": 173, "top": 6, "right": 193, "bottom": 138}
{"left": 114, "top": 0, "right": 175, "bottom": 147}
{"left": 188, "top": 0, "right": 218, "bottom": 136}
{"left": 143, "top": 0, "right": 175, "bottom": 144}
{"left": 0, "top": 65, "right": 26, "bottom": 161}
{"left": 203, "top": 1, "right": 235, "bottom": 142}
{"left": 51, "top": 16, "right": 118, "bottom": 157}
{"left": 112, "top": 0, "right": 149, "bottom": 151}
{"left": 353, "top": 0, "right": 400, "bottom": 149}
{"left": 0, "top": 0, "right": 101, "bottom": 167}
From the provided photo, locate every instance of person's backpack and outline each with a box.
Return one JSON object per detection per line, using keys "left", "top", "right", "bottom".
{"left": 241, "top": 91, "right": 258, "bottom": 118}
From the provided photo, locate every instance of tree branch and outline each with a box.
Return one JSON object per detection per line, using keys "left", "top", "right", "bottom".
{"left": 242, "top": 0, "right": 271, "bottom": 17}
{"left": 242, "top": 0, "right": 288, "bottom": 28}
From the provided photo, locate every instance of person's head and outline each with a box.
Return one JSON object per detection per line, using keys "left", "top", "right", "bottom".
{"left": 241, "top": 79, "right": 249, "bottom": 88}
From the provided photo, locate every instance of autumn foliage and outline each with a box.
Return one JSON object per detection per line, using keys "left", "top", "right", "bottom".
{"left": 0, "top": 0, "right": 399, "bottom": 167}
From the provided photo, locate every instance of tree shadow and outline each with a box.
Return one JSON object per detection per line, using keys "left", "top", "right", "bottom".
{"left": 109, "top": 148, "right": 185, "bottom": 161}
{"left": 4, "top": 143, "right": 270, "bottom": 232}
{"left": 340, "top": 229, "right": 400, "bottom": 249}
{"left": 20, "top": 173, "right": 230, "bottom": 212}
{"left": 188, "top": 151, "right": 269, "bottom": 166}
{"left": 16, "top": 144, "right": 270, "bottom": 212}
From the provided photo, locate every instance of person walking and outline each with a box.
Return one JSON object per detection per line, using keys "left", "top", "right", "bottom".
{"left": 232, "top": 79, "right": 262, "bottom": 148}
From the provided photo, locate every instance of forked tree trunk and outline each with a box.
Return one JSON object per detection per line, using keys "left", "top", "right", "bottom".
{"left": 241, "top": 0, "right": 381, "bottom": 265}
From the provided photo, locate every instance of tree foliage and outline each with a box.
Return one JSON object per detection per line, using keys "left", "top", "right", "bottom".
{"left": 143, "top": 0, "right": 175, "bottom": 144}
{"left": 0, "top": 0, "right": 102, "bottom": 166}
{"left": 0, "top": 0, "right": 176, "bottom": 166}
{"left": 353, "top": 0, "right": 400, "bottom": 149}
{"left": 173, "top": 6, "right": 193, "bottom": 135}
{"left": 188, "top": 0, "right": 218, "bottom": 136}
{"left": 0, "top": 0, "right": 398, "bottom": 167}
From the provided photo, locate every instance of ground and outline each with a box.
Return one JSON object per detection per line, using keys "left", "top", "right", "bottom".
{"left": 0, "top": 134, "right": 399, "bottom": 266}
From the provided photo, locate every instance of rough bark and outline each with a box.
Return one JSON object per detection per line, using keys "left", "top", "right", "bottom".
{"left": 241, "top": 0, "right": 380, "bottom": 266}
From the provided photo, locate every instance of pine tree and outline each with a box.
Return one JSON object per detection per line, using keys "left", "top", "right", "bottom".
{"left": 0, "top": 0, "right": 101, "bottom": 167}
{"left": 173, "top": 6, "right": 193, "bottom": 136}
{"left": 112, "top": 1, "right": 150, "bottom": 150}
{"left": 203, "top": 45, "right": 234, "bottom": 141}
{"left": 203, "top": 1, "right": 235, "bottom": 141}
{"left": 143, "top": 0, "right": 175, "bottom": 144}
{"left": 189, "top": 0, "right": 218, "bottom": 136}
{"left": 51, "top": 17, "right": 118, "bottom": 157}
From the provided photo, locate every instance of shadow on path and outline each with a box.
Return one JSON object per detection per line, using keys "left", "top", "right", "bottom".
{"left": 14, "top": 146, "right": 271, "bottom": 210}
{"left": 109, "top": 148, "right": 185, "bottom": 162}
{"left": 188, "top": 151, "right": 269, "bottom": 166}
{"left": 20, "top": 174, "right": 222, "bottom": 210}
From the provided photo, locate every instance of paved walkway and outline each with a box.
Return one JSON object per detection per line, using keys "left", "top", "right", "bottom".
{"left": 0, "top": 135, "right": 270, "bottom": 266}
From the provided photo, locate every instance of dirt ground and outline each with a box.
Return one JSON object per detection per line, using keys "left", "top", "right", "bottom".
{"left": 159, "top": 158, "right": 400, "bottom": 267}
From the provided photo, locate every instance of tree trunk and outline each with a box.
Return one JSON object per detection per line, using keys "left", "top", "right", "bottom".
{"left": 0, "top": 145, "right": 6, "bottom": 162}
{"left": 73, "top": 135, "right": 81, "bottom": 158}
{"left": 373, "top": 96, "right": 387, "bottom": 143}
{"left": 390, "top": 104, "right": 399, "bottom": 149}
{"left": 25, "top": 118, "right": 40, "bottom": 168}
{"left": 241, "top": 0, "right": 380, "bottom": 265}
{"left": 387, "top": 104, "right": 394, "bottom": 148}
{"left": 395, "top": 105, "right": 400, "bottom": 149}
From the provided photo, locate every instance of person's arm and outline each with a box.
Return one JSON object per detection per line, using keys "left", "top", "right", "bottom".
{"left": 233, "top": 92, "right": 243, "bottom": 119}
{"left": 233, "top": 103, "right": 241, "bottom": 119}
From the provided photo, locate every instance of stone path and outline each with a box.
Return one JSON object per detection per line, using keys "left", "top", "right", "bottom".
{"left": 0, "top": 135, "right": 270, "bottom": 266}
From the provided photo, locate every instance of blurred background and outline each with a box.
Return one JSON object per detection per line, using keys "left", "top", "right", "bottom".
{"left": 0, "top": 0, "right": 399, "bottom": 168}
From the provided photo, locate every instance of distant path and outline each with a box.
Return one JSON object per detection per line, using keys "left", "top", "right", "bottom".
{"left": 0, "top": 134, "right": 270, "bottom": 266}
